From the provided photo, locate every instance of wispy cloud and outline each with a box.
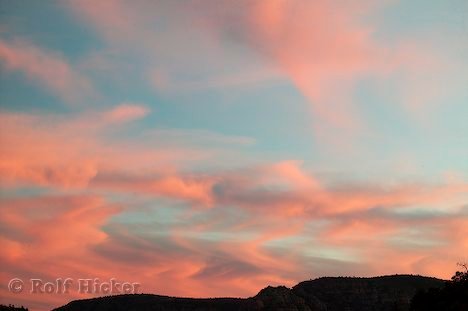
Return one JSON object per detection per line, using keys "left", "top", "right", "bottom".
{"left": 0, "top": 38, "right": 96, "bottom": 104}
{"left": 104, "top": 103, "right": 150, "bottom": 123}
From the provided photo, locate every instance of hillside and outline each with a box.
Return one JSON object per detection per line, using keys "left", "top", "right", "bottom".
{"left": 53, "top": 275, "right": 444, "bottom": 311}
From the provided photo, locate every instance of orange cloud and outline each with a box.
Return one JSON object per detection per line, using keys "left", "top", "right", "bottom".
{"left": 1, "top": 158, "right": 467, "bottom": 310}
{"left": 0, "top": 195, "right": 120, "bottom": 311}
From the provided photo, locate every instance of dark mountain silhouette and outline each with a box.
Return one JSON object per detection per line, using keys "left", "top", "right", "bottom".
{"left": 53, "top": 275, "right": 444, "bottom": 311}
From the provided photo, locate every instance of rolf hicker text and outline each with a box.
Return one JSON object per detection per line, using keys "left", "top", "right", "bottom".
{"left": 9, "top": 278, "right": 141, "bottom": 294}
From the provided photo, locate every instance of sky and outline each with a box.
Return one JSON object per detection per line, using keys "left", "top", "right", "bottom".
{"left": 0, "top": 0, "right": 467, "bottom": 310}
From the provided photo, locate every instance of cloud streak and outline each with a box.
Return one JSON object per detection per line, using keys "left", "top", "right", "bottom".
{"left": 104, "top": 103, "right": 150, "bottom": 123}
{"left": 0, "top": 38, "right": 95, "bottom": 104}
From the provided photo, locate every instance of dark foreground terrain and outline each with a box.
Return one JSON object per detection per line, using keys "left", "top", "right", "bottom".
{"left": 53, "top": 275, "right": 445, "bottom": 311}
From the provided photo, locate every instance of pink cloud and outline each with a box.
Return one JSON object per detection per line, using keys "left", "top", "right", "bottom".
{"left": 0, "top": 111, "right": 209, "bottom": 189}
{"left": 190, "top": 0, "right": 462, "bottom": 142}
{"left": 92, "top": 173, "right": 215, "bottom": 206}
{"left": 67, "top": 0, "right": 284, "bottom": 97}
{"left": 0, "top": 113, "right": 99, "bottom": 188}
{"left": 221, "top": 0, "right": 385, "bottom": 135}
{"left": 0, "top": 38, "right": 95, "bottom": 104}
{"left": 0, "top": 195, "right": 121, "bottom": 311}
{"left": 104, "top": 103, "right": 150, "bottom": 123}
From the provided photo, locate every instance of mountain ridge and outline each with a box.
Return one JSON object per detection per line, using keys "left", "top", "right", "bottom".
{"left": 53, "top": 274, "right": 445, "bottom": 311}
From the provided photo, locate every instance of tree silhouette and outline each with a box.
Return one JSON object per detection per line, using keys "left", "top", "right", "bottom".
{"left": 410, "top": 264, "right": 468, "bottom": 311}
